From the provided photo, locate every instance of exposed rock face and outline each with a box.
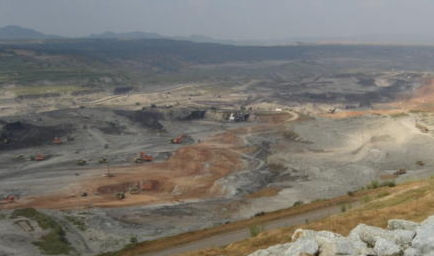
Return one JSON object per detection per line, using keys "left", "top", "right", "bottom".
{"left": 248, "top": 216, "right": 434, "bottom": 256}
{"left": 387, "top": 219, "right": 420, "bottom": 231}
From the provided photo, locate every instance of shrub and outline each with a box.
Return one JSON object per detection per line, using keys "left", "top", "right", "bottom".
{"left": 249, "top": 224, "right": 263, "bottom": 237}
{"left": 381, "top": 181, "right": 396, "bottom": 187}
{"left": 129, "top": 236, "right": 138, "bottom": 244}
{"left": 341, "top": 204, "right": 347, "bottom": 212}
{"left": 293, "top": 201, "right": 304, "bottom": 207}
{"left": 368, "top": 180, "right": 379, "bottom": 189}
{"left": 366, "top": 180, "right": 395, "bottom": 189}
{"left": 416, "top": 160, "right": 425, "bottom": 166}
{"left": 363, "top": 195, "right": 372, "bottom": 203}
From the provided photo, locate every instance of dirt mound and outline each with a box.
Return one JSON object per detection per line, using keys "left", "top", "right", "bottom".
{"left": 0, "top": 121, "right": 71, "bottom": 150}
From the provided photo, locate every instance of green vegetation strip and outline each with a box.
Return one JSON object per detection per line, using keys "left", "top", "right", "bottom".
{"left": 12, "top": 85, "right": 83, "bottom": 96}
{"left": 11, "top": 208, "right": 72, "bottom": 255}
{"left": 65, "top": 215, "right": 87, "bottom": 231}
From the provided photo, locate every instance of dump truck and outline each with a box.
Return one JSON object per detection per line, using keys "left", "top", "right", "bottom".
{"left": 135, "top": 152, "right": 153, "bottom": 163}
{"left": 52, "top": 137, "right": 62, "bottom": 145}
{"left": 34, "top": 154, "right": 46, "bottom": 161}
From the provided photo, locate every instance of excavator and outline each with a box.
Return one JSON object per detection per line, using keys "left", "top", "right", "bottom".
{"left": 171, "top": 134, "right": 185, "bottom": 144}
{"left": 328, "top": 108, "right": 337, "bottom": 114}
{"left": 135, "top": 152, "right": 153, "bottom": 163}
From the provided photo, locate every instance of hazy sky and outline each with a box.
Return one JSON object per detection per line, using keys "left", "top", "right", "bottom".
{"left": 1, "top": 0, "right": 434, "bottom": 41}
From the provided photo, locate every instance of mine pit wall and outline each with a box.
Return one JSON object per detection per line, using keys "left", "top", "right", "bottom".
{"left": 204, "top": 109, "right": 250, "bottom": 122}
{"left": 141, "top": 107, "right": 251, "bottom": 122}
{"left": 0, "top": 121, "right": 72, "bottom": 150}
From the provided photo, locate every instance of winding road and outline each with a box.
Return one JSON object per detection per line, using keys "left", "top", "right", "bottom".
{"left": 137, "top": 110, "right": 332, "bottom": 256}
{"left": 141, "top": 203, "right": 348, "bottom": 256}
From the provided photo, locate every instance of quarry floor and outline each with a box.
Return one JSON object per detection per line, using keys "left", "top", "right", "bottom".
{"left": 2, "top": 73, "right": 434, "bottom": 255}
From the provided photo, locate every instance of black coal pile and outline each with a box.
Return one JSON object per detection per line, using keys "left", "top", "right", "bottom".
{"left": 178, "top": 110, "right": 206, "bottom": 120}
{"left": 113, "top": 86, "right": 134, "bottom": 95}
{"left": 114, "top": 110, "right": 164, "bottom": 130}
{"left": 0, "top": 121, "right": 71, "bottom": 150}
{"left": 98, "top": 121, "right": 126, "bottom": 135}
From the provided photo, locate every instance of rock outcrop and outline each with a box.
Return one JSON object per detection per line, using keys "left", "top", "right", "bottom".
{"left": 248, "top": 216, "right": 434, "bottom": 256}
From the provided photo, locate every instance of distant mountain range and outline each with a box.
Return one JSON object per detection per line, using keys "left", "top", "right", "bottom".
{"left": 88, "top": 30, "right": 237, "bottom": 44}
{"left": 0, "top": 25, "right": 62, "bottom": 40}
{"left": 0, "top": 25, "right": 237, "bottom": 44}
{"left": 3, "top": 25, "right": 434, "bottom": 46}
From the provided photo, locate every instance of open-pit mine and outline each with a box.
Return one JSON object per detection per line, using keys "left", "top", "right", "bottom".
{"left": 2, "top": 40, "right": 434, "bottom": 256}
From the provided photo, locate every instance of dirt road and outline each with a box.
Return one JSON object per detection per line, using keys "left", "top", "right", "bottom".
{"left": 141, "top": 203, "right": 347, "bottom": 256}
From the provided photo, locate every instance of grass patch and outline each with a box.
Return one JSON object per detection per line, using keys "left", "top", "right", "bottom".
{"left": 409, "top": 109, "right": 428, "bottom": 113}
{"left": 366, "top": 180, "right": 395, "bottom": 189}
{"left": 376, "top": 191, "right": 391, "bottom": 198}
{"left": 292, "top": 201, "right": 304, "bottom": 207}
{"left": 65, "top": 215, "right": 87, "bottom": 231}
{"left": 11, "top": 208, "right": 72, "bottom": 255}
{"left": 11, "top": 208, "right": 58, "bottom": 230}
{"left": 363, "top": 187, "right": 428, "bottom": 211}
{"left": 363, "top": 195, "right": 372, "bottom": 203}
{"left": 389, "top": 112, "right": 408, "bottom": 118}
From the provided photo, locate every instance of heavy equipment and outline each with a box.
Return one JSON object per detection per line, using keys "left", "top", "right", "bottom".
{"left": 52, "top": 137, "right": 62, "bottom": 144}
{"left": 135, "top": 152, "right": 153, "bottom": 163}
{"left": 0, "top": 195, "right": 16, "bottom": 204}
{"left": 115, "top": 192, "right": 125, "bottom": 200}
{"left": 34, "top": 154, "right": 46, "bottom": 161}
{"left": 171, "top": 135, "right": 185, "bottom": 144}
{"left": 328, "top": 108, "right": 337, "bottom": 114}
{"left": 77, "top": 160, "right": 87, "bottom": 166}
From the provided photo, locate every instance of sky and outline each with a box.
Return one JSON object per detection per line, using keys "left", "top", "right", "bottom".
{"left": 1, "top": 0, "right": 434, "bottom": 41}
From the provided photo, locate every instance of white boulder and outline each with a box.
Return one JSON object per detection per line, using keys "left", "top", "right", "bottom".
{"left": 387, "top": 219, "right": 419, "bottom": 231}
{"left": 373, "top": 238, "right": 401, "bottom": 256}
